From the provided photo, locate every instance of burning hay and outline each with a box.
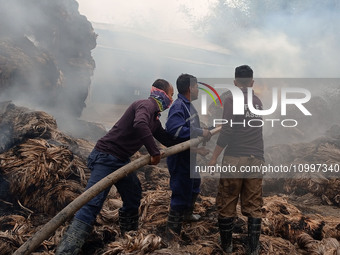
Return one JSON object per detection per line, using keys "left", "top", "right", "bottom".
{"left": 262, "top": 196, "right": 326, "bottom": 243}
{"left": 1, "top": 0, "right": 97, "bottom": 118}
{"left": 0, "top": 138, "right": 87, "bottom": 215}
{"left": 0, "top": 215, "right": 32, "bottom": 254}
{"left": 297, "top": 233, "right": 340, "bottom": 254}
{"left": 0, "top": 104, "right": 339, "bottom": 254}
{"left": 102, "top": 232, "right": 163, "bottom": 255}
{"left": 0, "top": 102, "right": 57, "bottom": 153}
{"left": 264, "top": 125, "right": 340, "bottom": 207}
{"left": 94, "top": 192, "right": 339, "bottom": 255}
{"left": 1, "top": 182, "right": 340, "bottom": 254}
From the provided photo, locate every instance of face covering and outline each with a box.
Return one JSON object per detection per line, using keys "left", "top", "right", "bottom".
{"left": 150, "top": 86, "right": 173, "bottom": 112}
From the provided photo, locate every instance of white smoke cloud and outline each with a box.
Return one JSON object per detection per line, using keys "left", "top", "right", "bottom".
{"left": 77, "top": 0, "right": 340, "bottom": 79}
{"left": 77, "top": 0, "right": 340, "bottom": 142}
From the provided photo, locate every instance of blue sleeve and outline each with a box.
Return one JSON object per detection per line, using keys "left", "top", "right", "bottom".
{"left": 166, "top": 103, "right": 191, "bottom": 139}
{"left": 153, "top": 121, "right": 186, "bottom": 146}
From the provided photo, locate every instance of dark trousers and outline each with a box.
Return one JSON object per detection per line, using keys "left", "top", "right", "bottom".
{"left": 75, "top": 149, "right": 142, "bottom": 225}
{"left": 167, "top": 155, "right": 200, "bottom": 213}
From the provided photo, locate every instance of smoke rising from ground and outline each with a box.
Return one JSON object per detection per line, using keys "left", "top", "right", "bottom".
{"left": 0, "top": 0, "right": 96, "bottom": 124}
{"left": 188, "top": 0, "right": 340, "bottom": 77}
{"left": 1, "top": 0, "right": 339, "bottom": 142}
{"left": 83, "top": 0, "right": 340, "bottom": 143}
{"left": 195, "top": 0, "right": 340, "bottom": 143}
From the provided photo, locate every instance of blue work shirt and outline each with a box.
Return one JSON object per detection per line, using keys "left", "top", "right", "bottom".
{"left": 166, "top": 94, "right": 203, "bottom": 140}
{"left": 166, "top": 94, "right": 203, "bottom": 174}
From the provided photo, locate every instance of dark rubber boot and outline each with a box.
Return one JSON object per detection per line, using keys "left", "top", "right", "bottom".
{"left": 118, "top": 209, "right": 139, "bottom": 236}
{"left": 55, "top": 218, "right": 93, "bottom": 255}
{"left": 184, "top": 193, "right": 201, "bottom": 222}
{"left": 166, "top": 209, "right": 184, "bottom": 237}
{"left": 247, "top": 217, "right": 262, "bottom": 255}
{"left": 218, "top": 217, "right": 234, "bottom": 253}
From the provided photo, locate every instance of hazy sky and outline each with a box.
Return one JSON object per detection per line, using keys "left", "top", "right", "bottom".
{"left": 76, "top": 0, "right": 232, "bottom": 55}
{"left": 77, "top": 0, "right": 216, "bottom": 30}
{"left": 76, "top": 0, "right": 340, "bottom": 78}
{"left": 77, "top": 0, "right": 340, "bottom": 138}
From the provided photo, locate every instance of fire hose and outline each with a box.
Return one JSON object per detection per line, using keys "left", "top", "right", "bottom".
{"left": 14, "top": 126, "right": 221, "bottom": 255}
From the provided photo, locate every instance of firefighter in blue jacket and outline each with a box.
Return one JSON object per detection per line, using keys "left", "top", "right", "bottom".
{"left": 165, "top": 73, "right": 211, "bottom": 236}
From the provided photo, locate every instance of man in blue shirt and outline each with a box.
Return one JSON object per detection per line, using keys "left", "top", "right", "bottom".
{"left": 165, "top": 74, "right": 211, "bottom": 236}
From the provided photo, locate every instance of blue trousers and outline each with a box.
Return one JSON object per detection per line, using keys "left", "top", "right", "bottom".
{"left": 75, "top": 149, "right": 142, "bottom": 225}
{"left": 167, "top": 153, "right": 200, "bottom": 213}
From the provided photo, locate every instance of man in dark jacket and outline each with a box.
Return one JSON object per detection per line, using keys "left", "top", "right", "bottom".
{"left": 165, "top": 74, "right": 211, "bottom": 236}
{"left": 209, "top": 65, "right": 264, "bottom": 255}
{"left": 56, "top": 79, "right": 178, "bottom": 254}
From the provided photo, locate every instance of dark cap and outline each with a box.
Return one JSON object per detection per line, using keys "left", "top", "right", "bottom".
{"left": 235, "top": 65, "right": 253, "bottom": 78}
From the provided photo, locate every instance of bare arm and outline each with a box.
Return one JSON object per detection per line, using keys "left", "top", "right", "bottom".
{"left": 208, "top": 144, "right": 224, "bottom": 165}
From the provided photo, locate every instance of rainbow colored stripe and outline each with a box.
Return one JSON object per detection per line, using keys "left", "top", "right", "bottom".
{"left": 198, "top": 82, "right": 223, "bottom": 106}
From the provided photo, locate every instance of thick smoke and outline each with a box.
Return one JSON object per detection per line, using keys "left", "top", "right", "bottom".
{"left": 192, "top": 0, "right": 340, "bottom": 77}
{"left": 193, "top": 0, "right": 340, "bottom": 144}
{"left": 84, "top": 0, "right": 340, "bottom": 143}
{"left": 1, "top": 0, "right": 339, "bottom": 143}
{"left": 0, "top": 0, "right": 96, "bottom": 122}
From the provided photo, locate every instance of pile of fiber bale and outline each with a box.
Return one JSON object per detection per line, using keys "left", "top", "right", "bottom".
{"left": 0, "top": 103, "right": 339, "bottom": 254}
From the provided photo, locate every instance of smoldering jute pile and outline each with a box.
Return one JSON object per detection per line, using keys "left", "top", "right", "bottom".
{"left": 0, "top": 103, "right": 339, "bottom": 254}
